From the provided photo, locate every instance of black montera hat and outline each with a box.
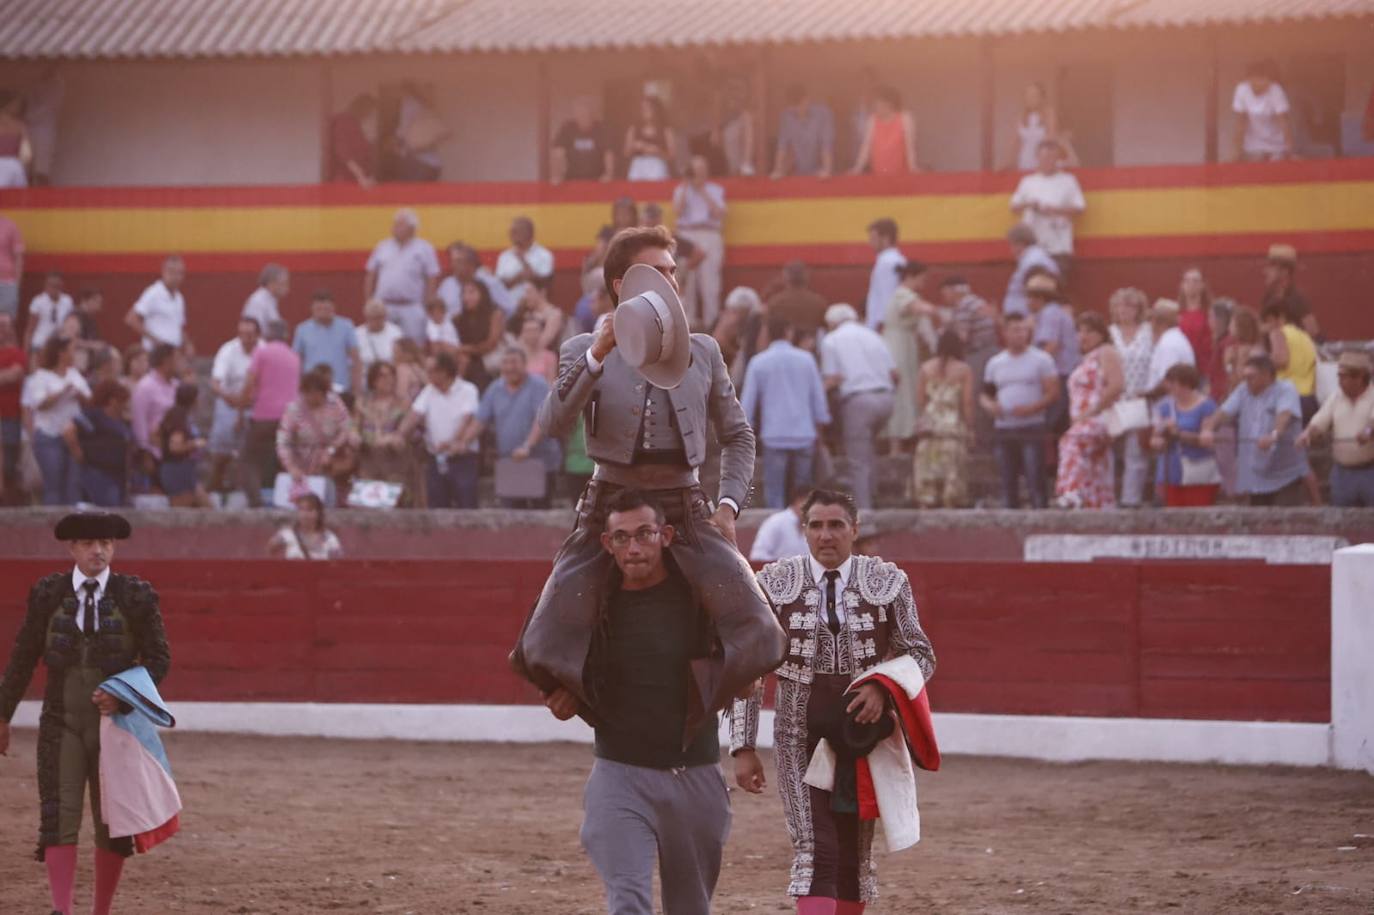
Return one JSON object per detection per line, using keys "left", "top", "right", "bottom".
{"left": 54, "top": 512, "right": 132, "bottom": 542}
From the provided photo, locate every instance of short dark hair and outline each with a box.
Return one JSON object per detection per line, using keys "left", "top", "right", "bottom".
{"left": 867, "top": 218, "right": 899, "bottom": 244}
{"left": 1260, "top": 303, "right": 1288, "bottom": 323}
{"left": 603, "top": 226, "right": 675, "bottom": 303}
{"left": 1246, "top": 59, "right": 1280, "bottom": 82}
{"left": 432, "top": 352, "right": 459, "bottom": 379}
{"left": 1075, "top": 311, "right": 1109, "bottom": 340}
{"left": 45, "top": 270, "right": 63, "bottom": 283}
{"left": 92, "top": 379, "right": 130, "bottom": 409}
{"left": 1003, "top": 312, "right": 1028, "bottom": 325}
{"left": 174, "top": 381, "right": 199, "bottom": 409}
{"left": 1164, "top": 363, "right": 1202, "bottom": 389}
{"left": 365, "top": 359, "right": 394, "bottom": 390}
{"left": 782, "top": 260, "right": 808, "bottom": 286}
{"left": 149, "top": 342, "right": 178, "bottom": 371}
{"left": 312, "top": 288, "right": 334, "bottom": 303}
{"left": 874, "top": 86, "right": 901, "bottom": 108}
{"left": 76, "top": 287, "right": 100, "bottom": 304}
{"left": 897, "top": 260, "right": 927, "bottom": 279}
{"left": 1006, "top": 224, "right": 1037, "bottom": 246}
{"left": 39, "top": 334, "right": 71, "bottom": 370}
{"left": 767, "top": 314, "right": 792, "bottom": 343}
{"left": 939, "top": 275, "right": 969, "bottom": 290}
{"left": 936, "top": 328, "right": 965, "bottom": 361}
{"left": 240, "top": 316, "right": 261, "bottom": 334}
{"left": 300, "top": 366, "right": 332, "bottom": 394}
{"left": 604, "top": 489, "right": 665, "bottom": 528}
{"left": 1245, "top": 353, "right": 1277, "bottom": 376}
{"left": 802, "top": 489, "right": 858, "bottom": 525}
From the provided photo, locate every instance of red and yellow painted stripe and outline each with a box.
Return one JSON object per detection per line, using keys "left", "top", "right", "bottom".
{"left": 4, "top": 158, "right": 1372, "bottom": 274}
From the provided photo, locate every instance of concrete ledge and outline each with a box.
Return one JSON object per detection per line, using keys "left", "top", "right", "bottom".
{"left": 3, "top": 505, "right": 1370, "bottom": 562}
{"left": 12, "top": 701, "right": 1335, "bottom": 768}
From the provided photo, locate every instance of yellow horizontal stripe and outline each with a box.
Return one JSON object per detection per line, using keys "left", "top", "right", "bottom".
{"left": 11, "top": 181, "right": 1374, "bottom": 254}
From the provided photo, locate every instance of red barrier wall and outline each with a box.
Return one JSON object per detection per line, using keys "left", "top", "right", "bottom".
{"left": 0, "top": 560, "right": 1330, "bottom": 722}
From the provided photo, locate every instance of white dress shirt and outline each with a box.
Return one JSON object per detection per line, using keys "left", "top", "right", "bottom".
{"left": 211, "top": 337, "right": 255, "bottom": 399}
{"left": 865, "top": 246, "right": 906, "bottom": 329}
{"left": 809, "top": 554, "right": 854, "bottom": 625}
{"left": 27, "top": 291, "right": 74, "bottom": 350}
{"left": 1010, "top": 169, "right": 1086, "bottom": 255}
{"left": 72, "top": 565, "right": 111, "bottom": 632}
{"left": 820, "top": 321, "right": 896, "bottom": 397}
{"left": 241, "top": 287, "right": 282, "bottom": 329}
{"left": 132, "top": 280, "right": 186, "bottom": 348}
{"left": 749, "top": 507, "right": 807, "bottom": 562}
{"left": 1146, "top": 326, "right": 1196, "bottom": 391}
{"left": 496, "top": 244, "right": 555, "bottom": 308}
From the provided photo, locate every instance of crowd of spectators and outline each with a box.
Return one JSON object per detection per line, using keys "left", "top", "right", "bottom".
{"left": 0, "top": 64, "right": 1369, "bottom": 519}
{"left": 0, "top": 183, "right": 1366, "bottom": 518}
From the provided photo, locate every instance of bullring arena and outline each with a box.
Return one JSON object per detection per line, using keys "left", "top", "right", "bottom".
{"left": 3, "top": 510, "right": 1373, "bottom": 913}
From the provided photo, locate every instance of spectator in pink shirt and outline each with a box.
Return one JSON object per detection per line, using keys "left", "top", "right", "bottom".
{"left": 129, "top": 344, "right": 180, "bottom": 458}
{"left": 241, "top": 319, "right": 302, "bottom": 506}
{"left": 0, "top": 213, "right": 23, "bottom": 321}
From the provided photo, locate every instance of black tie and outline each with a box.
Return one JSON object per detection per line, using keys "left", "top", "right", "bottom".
{"left": 82, "top": 580, "right": 99, "bottom": 638}
{"left": 824, "top": 570, "right": 841, "bottom": 634}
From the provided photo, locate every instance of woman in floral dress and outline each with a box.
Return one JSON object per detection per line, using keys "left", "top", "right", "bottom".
{"left": 914, "top": 330, "right": 974, "bottom": 507}
{"left": 1056, "top": 312, "right": 1125, "bottom": 508}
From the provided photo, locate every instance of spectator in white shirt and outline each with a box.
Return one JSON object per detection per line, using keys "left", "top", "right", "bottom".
{"left": 820, "top": 303, "right": 897, "bottom": 510}
{"left": 673, "top": 154, "right": 728, "bottom": 331}
{"left": 1145, "top": 299, "right": 1197, "bottom": 397}
{"left": 23, "top": 271, "right": 73, "bottom": 354}
{"left": 356, "top": 298, "right": 405, "bottom": 378}
{"left": 424, "top": 298, "right": 460, "bottom": 357}
{"left": 23, "top": 335, "right": 91, "bottom": 505}
{"left": 242, "top": 263, "right": 288, "bottom": 329}
{"left": 1010, "top": 140, "right": 1086, "bottom": 276}
{"left": 863, "top": 218, "right": 905, "bottom": 331}
{"left": 748, "top": 487, "right": 810, "bottom": 562}
{"left": 207, "top": 316, "right": 260, "bottom": 498}
{"left": 1233, "top": 60, "right": 1293, "bottom": 162}
{"left": 125, "top": 254, "right": 188, "bottom": 351}
{"left": 364, "top": 208, "right": 441, "bottom": 345}
{"left": 438, "top": 242, "right": 515, "bottom": 317}
{"left": 496, "top": 217, "right": 555, "bottom": 308}
{"left": 399, "top": 352, "right": 480, "bottom": 509}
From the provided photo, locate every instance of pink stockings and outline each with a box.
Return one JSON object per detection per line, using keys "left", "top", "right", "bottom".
{"left": 46, "top": 844, "right": 77, "bottom": 914}
{"left": 44, "top": 845, "right": 125, "bottom": 915}
{"left": 93, "top": 846, "right": 125, "bottom": 915}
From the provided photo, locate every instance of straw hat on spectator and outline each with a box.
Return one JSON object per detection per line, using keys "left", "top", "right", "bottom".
{"left": 1025, "top": 272, "right": 1058, "bottom": 297}
{"left": 824, "top": 303, "right": 859, "bottom": 328}
{"left": 613, "top": 262, "right": 691, "bottom": 389}
{"left": 1267, "top": 243, "right": 1298, "bottom": 266}
{"left": 1337, "top": 350, "right": 1373, "bottom": 376}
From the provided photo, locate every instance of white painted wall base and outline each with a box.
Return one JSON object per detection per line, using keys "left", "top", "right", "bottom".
{"left": 1332, "top": 544, "right": 1374, "bottom": 774}
{"left": 9, "top": 701, "right": 1334, "bottom": 769}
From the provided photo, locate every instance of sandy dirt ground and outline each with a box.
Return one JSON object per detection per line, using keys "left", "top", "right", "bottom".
{"left": 2, "top": 731, "right": 1372, "bottom": 914}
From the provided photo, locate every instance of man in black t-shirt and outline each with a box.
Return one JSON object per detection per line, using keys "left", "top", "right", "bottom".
{"left": 546, "top": 489, "right": 730, "bottom": 915}
{"left": 551, "top": 97, "right": 614, "bottom": 184}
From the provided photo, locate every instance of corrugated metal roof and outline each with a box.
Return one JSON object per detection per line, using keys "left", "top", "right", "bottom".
{"left": 0, "top": 0, "right": 457, "bottom": 59}
{"left": 1, "top": 0, "right": 1370, "bottom": 59}
{"left": 396, "top": 0, "right": 1374, "bottom": 53}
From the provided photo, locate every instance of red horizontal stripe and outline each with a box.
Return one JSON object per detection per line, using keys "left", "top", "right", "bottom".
{"left": 24, "top": 227, "right": 1374, "bottom": 275}
{"left": 3, "top": 158, "right": 1372, "bottom": 209}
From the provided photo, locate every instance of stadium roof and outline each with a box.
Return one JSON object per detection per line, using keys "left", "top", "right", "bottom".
{"left": 2, "top": 0, "right": 1371, "bottom": 59}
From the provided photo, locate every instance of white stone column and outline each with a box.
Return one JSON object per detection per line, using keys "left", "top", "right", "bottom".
{"left": 1332, "top": 544, "right": 1374, "bottom": 773}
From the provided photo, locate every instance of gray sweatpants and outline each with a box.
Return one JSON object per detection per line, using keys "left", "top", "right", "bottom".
{"left": 581, "top": 758, "right": 732, "bottom": 915}
{"left": 841, "top": 390, "right": 895, "bottom": 510}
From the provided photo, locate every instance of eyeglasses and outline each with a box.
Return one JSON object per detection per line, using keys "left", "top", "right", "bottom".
{"left": 608, "top": 527, "right": 662, "bottom": 548}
